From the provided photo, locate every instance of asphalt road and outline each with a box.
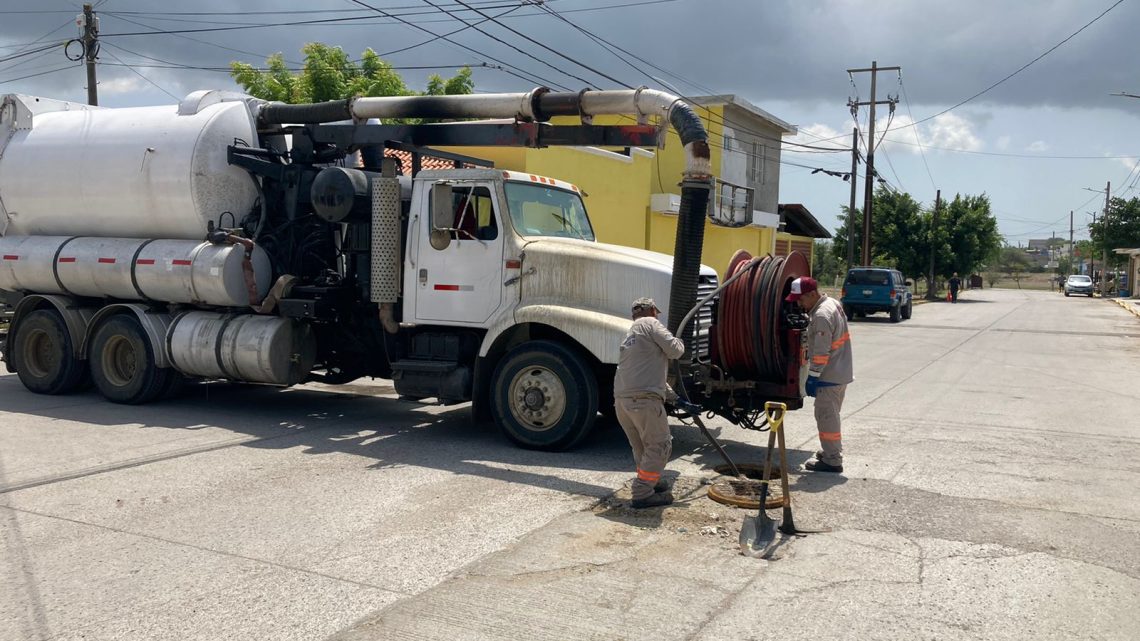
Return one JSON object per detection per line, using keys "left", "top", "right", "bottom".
{"left": 2, "top": 288, "right": 1139, "bottom": 640}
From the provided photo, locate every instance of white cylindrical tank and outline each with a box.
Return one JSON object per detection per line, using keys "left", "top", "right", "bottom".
{"left": 0, "top": 235, "right": 271, "bottom": 307}
{"left": 0, "top": 98, "right": 258, "bottom": 240}
{"left": 167, "top": 311, "right": 316, "bottom": 385}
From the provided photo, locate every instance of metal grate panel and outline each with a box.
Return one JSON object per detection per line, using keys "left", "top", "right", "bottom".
{"left": 690, "top": 274, "right": 718, "bottom": 363}
{"left": 370, "top": 177, "right": 401, "bottom": 303}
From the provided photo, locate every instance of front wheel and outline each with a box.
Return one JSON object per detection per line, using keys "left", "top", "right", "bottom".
{"left": 491, "top": 340, "right": 599, "bottom": 451}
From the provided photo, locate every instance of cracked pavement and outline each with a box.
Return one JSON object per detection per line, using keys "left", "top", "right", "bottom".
{"left": 2, "top": 288, "right": 1139, "bottom": 640}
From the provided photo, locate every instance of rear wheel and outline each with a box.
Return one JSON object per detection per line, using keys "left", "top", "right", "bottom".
{"left": 901, "top": 300, "right": 913, "bottom": 320}
{"left": 491, "top": 340, "right": 598, "bottom": 451}
{"left": 842, "top": 304, "right": 853, "bottom": 320}
{"left": 889, "top": 303, "right": 901, "bottom": 323}
{"left": 1064, "top": 291, "right": 1070, "bottom": 297}
{"left": 89, "top": 315, "right": 173, "bottom": 405}
{"left": 11, "top": 309, "right": 87, "bottom": 395}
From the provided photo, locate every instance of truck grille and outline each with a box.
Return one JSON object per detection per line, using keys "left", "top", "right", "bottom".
{"left": 691, "top": 274, "right": 719, "bottom": 362}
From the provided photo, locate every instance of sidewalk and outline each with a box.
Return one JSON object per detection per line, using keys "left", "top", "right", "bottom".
{"left": 1110, "top": 296, "right": 1140, "bottom": 319}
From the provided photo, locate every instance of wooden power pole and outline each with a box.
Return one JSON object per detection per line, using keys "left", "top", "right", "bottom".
{"left": 82, "top": 4, "right": 98, "bottom": 106}
{"left": 847, "top": 61, "right": 899, "bottom": 265}
{"left": 1102, "top": 181, "right": 1111, "bottom": 296}
{"left": 845, "top": 127, "right": 859, "bottom": 270}
{"left": 927, "top": 189, "right": 940, "bottom": 300}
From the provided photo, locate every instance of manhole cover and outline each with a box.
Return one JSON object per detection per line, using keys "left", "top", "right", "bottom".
{"left": 707, "top": 463, "right": 786, "bottom": 509}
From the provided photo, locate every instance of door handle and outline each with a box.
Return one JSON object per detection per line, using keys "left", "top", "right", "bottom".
{"left": 419, "top": 268, "right": 428, "bottom": 285}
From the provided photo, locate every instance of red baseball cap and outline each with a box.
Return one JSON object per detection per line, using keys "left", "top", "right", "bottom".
{"left": 785, "top": 276, "right": 818, "bottom": 302}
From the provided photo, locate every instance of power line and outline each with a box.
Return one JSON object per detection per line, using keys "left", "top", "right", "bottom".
{"left": 377, "top": 2, "right": 525, "bottom": 57}
{"left": 899, "top": 0, "right": 1124, "bottom": 130}
{"left": 898, "top": 75, "right": 936, "bottom": 191}
{"left": 101, "top": 13, "right": 305, "bottom": 66}
{"left": 0, "top": 64, "right": 76, "bottom": 85}
{"left": 99, "top": 47, "right": 180, "bottom": 100}
{"left": 877, "top": 136, "right": 1140, "bottom": 159}
{"left": 346, "top": 0, "right": 569, "bottom": 90}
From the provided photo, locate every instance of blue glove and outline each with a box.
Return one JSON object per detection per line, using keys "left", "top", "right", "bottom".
{"left": 805, "top": 375, "right": 820, "bottom": 397}
{"left": 675, "top": 399, "right": 703, "bottom": 415}
{"left": 806, "top": 376, "right": 837, "bottom": 397}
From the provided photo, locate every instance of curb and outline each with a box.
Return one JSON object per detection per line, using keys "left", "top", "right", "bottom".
{"left": 1110, "top": 298, "right": 1140, "bottom": 320}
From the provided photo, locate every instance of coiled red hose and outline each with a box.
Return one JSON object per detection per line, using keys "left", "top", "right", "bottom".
{"left": 715, "top": 250, "right": 810, "bottom": 381}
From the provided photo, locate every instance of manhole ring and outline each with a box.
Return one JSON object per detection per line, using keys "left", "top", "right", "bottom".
{"left": 707, "top": 463, "right": 786, "bottom": 509}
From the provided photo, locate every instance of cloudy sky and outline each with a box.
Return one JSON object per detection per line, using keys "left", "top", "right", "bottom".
{"left": 3, "top": 0, "right": 1139, "bottom": 244}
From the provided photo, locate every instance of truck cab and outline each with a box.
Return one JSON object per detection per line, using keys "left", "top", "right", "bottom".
{"left": 400, "top": 168, "right": 718, "bottom": 449}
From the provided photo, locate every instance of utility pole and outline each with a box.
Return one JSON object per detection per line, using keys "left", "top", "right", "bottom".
{"left": 1102, "top": 181, "right": 1111, "bottom": 296}
{"left": 847, "top": 60, "right": 900, "bottom": 266}
{"left": 1090, "top": 212, "right": 1097, "bottom": 278}
{"left": 927, "top": 190, "right": 940, "bottom": 300}
{"left": 81, "top": 4, "right": 98, "bottom": 106}
{"left": 1069, "top": 210, "right": 1074, "bottom": 274}
{"left": 845, "top": 127, "right": 859, "bottom": 270}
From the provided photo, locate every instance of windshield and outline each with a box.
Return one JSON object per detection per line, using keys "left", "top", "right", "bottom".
{"left": 1068, "top": 276, "right": 1092, "bottom": 283}
{"left": 504, "top": 181, "right": 595, "bottom": 241}
{"left": 846, "top": 269, "right": 891, "bottom": 286}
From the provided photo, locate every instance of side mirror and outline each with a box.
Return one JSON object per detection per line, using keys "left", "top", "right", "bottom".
{"left": 429, "top": 182, "right": 453, "bottom": 250}
{"left": 905, "top": 280, "right": 914, "bottom": 287}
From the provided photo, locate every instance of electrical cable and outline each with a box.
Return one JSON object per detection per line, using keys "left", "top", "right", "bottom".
{"left": 899, "top": 75, "right": 937, "bottom": 191}
{"left": 348, "top": 0, "right": 568, "bottom": 90}
{"left": 99, "top": 47, "right": 182, "bottom": 100}
{"left": 896, "top": 0, "right": 1124, "bottom": 131}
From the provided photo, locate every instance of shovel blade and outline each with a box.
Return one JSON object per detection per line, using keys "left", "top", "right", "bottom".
{"left": 739, "top": 511, "right": 779, "bottom": 558}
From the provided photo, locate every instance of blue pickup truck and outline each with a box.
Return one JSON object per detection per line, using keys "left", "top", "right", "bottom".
{"left": 841, "top": 267, "right": 913, "bottom": 322}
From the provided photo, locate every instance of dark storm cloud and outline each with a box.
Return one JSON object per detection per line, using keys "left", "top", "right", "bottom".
{"left": 2, "top": 0, "right": 1137, "bottom": 110}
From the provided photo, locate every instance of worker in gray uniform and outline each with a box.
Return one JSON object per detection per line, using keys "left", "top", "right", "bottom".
{"left": 786, "top": 277, "right": 853, "bottom": 473}
{"left": 613, "top": 297, "right": 687, "bottom": 508}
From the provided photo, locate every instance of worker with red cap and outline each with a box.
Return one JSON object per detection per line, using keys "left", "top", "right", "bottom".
{"left": 786, "top": 276, "right": 853, "bottom": 473}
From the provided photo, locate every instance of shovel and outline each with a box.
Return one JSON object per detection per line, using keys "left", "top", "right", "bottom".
{"left": 740, "top": 402, "right": 787, "bottom": 557}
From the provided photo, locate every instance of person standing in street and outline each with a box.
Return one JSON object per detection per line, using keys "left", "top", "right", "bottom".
{"left": 949, "top": 272, "right": 961, "bottom": 303}
{"left": 613, "top": 297, "right": 686, "bottom": 508}
{"left": 787, "top": 277, "right": 854, "bottom": 474}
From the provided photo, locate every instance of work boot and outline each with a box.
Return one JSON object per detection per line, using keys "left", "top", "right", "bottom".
{"left": 804, "top": 459, "right": 843, "bottom": 473}
{"left": 631, "top": 491, "right": 674, "bottom": 509}
{"left": 653, "top": 477, "right": 673, "bottom": 493}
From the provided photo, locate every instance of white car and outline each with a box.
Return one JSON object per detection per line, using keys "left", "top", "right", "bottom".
{"left": 1064, "top": 275, "right": 1095, "bottom": 297}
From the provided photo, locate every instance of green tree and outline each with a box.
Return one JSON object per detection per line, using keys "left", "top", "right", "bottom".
{"left": 230, "top": 43, "right": 472, "bottom": 104}
{"left": 828, "top": 188, "right": 1000, "bottom": 297}
{"left": 936, "top": 193, "right": 1001, "bottom": 280}
{"left": 1089, "top": 196, "right": 1140, "bottom": 270}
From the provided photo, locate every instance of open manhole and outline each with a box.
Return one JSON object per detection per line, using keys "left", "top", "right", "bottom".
{"left": 707, "top": 463, "right": 787, "bottom": 509}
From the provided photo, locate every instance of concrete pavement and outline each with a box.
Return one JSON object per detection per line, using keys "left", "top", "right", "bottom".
{"left": 2, "top": 288, "right": 1139, "bottom": 640}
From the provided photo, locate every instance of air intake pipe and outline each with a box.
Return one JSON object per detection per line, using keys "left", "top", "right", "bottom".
{"left": 258, "top": 87, "right": 712, "bottom": 347}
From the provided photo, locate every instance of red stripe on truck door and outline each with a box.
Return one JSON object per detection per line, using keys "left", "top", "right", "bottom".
{"left": 2, "top": 255, "right": 18, "bottom": 261}
{"left": 97, "top": 257, "right": 116, "bottom": 264}
{"left": 58, "top": 257, "right": 76, "bottom": 263}
{"left": 135, "top": 258, "right": 156, "bottom": 265}
{"left": 171, "top": 259, "right": 192, "bottom": 266}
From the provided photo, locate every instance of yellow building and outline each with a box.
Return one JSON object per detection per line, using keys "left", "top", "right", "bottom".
{"left": 447, "top": 95, "right": 801, "bottom": 277}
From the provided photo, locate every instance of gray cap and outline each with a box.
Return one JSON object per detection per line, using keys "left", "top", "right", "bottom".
{"left": 632, "top": 297, "right": 660, "bottom": 312}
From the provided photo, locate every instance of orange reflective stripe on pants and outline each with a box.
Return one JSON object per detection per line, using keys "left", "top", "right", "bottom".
{"left": 818, "top": 431, "right": 842, "bottom": 441}
{"left": 637, "top": 469, "right": 661, "bottom": 482}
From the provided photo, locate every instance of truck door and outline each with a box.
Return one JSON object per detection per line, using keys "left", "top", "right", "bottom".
{"left": 413, "top": 181, "right": 505, "bottom": 324}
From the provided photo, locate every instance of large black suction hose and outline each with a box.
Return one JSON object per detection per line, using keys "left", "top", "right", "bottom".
{"left": 664, "top": 100, "right": 713, "bottom": 352}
